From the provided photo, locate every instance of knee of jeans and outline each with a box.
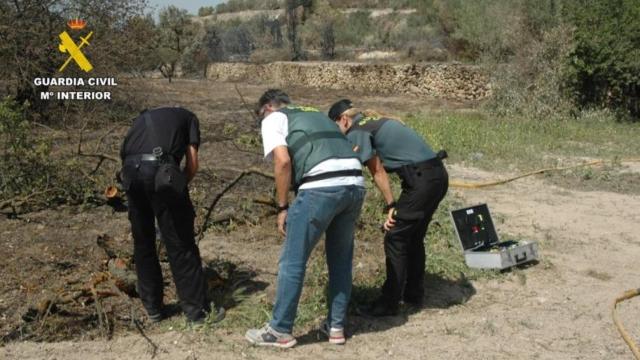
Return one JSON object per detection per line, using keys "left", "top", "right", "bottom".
{"left": 277, "top": 263, "right": 306, "bottom": 281}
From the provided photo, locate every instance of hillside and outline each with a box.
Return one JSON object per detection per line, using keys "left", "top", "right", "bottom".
{"left": 194, "top": 8, "right": 417, "bottom": 22}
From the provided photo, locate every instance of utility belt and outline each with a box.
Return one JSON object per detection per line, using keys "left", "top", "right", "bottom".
{"left": 387, "top": 149, "right": 447, "bottom": 174}
{"left": 411, "top": 157, "right": 443, "bottom": 170}
{"left": 297, "top": 169, "right": 363, "bottom": 188}
{"left": 388, "top": 157, "right": 442, "bottom": 175}
{"left": 122, "top": 149, "right": 185, "bottom": 193}
{"left": 123, "top": 152, "right": 178, "bottom": 166}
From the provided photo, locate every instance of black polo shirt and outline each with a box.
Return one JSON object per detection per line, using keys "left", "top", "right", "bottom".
{"left": 120, "top": 107, "right": 200, "bottom": 163}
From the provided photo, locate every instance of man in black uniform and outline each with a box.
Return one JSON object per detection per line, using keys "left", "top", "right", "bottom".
{"left": 328, "top": 99, "right": 449, "bottom": 316}
{"left": 120, "top": 107, "right": 212, "bottom": 323}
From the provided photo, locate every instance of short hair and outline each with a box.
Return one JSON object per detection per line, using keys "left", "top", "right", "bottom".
{"left": 257, "top": 89, "right": 291, "bottom": 109}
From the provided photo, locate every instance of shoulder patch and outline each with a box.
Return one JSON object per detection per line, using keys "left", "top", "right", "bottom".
{"left": 359, "top": 116, "right": 378, "bottom": 126}
{"left": 286, "top": 105, "right": 320, "bottom": 113}
{"left": 353, "top": 117, "right": 388, "bottom": 135}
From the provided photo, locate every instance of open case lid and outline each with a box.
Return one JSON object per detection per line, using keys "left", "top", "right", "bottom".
{"left": 450, "top": 203, "right": 500, "bottom": 251}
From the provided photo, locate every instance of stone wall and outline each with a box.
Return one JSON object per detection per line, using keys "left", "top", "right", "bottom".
{"left": 206, "top": 62, "right": 490, "bottom": 101}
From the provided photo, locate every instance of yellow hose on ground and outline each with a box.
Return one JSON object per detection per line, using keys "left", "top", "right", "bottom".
{"left": 450, "top": 158, "right": 640, "bottom": 189}
{"left": 612, "top": 288, "right": 640, "bottom": 359}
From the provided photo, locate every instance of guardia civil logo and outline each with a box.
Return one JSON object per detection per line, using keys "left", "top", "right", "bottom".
{"left": 33, "top": 17, "right": 117, "bottom": 101}
{"left": 58, "top": 18, "right": 93, "bottom": 72}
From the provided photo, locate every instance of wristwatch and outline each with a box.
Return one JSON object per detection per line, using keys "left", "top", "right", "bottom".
{"left": 384, "top": 201, "right": 396, "bottom": 212}
{"left": 277, "top": 203, "right": 289, "bottom": 213}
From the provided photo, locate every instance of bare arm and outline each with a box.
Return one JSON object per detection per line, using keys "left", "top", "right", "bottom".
{"left": 366, "top": 155, "right": 394, "bottom": 206}
{"left": 272, "top": 146, "right": 292, "bottom": 205}
{"left": 366, "top": 155, "right": 398, "bottom": 231}
{"left": 185, "top": 144, "right": 198, "bottom": 183}
{"left": 272, "top": 146, "right": 292, "bottom": 235}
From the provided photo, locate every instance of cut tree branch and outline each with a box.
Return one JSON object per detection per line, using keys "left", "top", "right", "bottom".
{"left": 77, "top": 152, "right": 119, "bottom": 163}
{"left": 198, "top": 167, "right": 274, "bottom": 242}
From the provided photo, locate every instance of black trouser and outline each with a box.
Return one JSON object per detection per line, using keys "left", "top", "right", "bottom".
{"left": 123, "top": 161, "right": 209, "bottom": 321}
{"left": 381, "top": 160, "right": 449, "bottom": 307}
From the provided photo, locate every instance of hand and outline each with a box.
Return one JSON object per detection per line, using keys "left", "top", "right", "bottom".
{"left": 383, "top": 207, "right": 396, "bottom": 231}
{"left": 277, "top": 210, "right": 288, "bottom": 236}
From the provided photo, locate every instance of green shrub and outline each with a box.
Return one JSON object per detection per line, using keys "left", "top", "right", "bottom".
{"left": 485, "top": 24, "right": 575, "bottom": 120}
{"left": 298, "top": 0, "right": 342, "bottom": 58}
{"left": 448, "top": 0, "right": 523, "bottom": 61}
{"left": 215, "top": 0, "right": 281, "bottom": 13}
{"left": 0, "top": 98, "right": 96, "bottom": 215}
{"left": 563, "top": 0, "right": 640, "bottom": 120}
{"left": 334, "top": 10, "right": 373, "bottom": 47}
{"left": 0, "top": 98, "right": 30, "bottom": 156}
{"left": 198, "top": 6, "right": 215, "bottom": 17}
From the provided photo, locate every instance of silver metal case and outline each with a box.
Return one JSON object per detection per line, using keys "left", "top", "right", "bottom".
{"left": 450, "top": 204, "right": 539, "bottom": 270}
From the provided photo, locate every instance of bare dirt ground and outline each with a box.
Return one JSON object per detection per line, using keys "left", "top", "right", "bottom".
{"left": 1, "top": 79, "right": 639, "bottom": 359}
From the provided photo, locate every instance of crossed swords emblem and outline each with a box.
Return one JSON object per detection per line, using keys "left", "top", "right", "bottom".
{"left": 58, "top": 30, "right": 94, "bottom": 72}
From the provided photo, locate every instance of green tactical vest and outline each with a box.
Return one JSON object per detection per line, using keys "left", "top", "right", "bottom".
{"left": 278, "top": 105, "right": 358, "bottom": 186}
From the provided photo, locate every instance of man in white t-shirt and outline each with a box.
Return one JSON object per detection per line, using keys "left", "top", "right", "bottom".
{"left": 245, "top": 89, "right": 366, "bottom": 348}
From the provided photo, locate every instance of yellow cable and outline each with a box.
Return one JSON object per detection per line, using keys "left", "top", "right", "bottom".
{"left": 612, "top": 288, "right": 640, "bottom": 359}
{"left": 450, "top": 158, "right": 640, "bottom": 189}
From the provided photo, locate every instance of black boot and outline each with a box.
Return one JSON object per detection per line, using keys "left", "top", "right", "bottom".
{"left": 402, "top": 292, "right": 424, "bottom": 308}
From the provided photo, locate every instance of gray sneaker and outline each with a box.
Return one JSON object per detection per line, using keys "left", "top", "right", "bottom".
{"left": 320, "top": 321, "right": 346, "bottom": 345}
{"left": 245, "top": 324, "right": 297, "bottom": 348}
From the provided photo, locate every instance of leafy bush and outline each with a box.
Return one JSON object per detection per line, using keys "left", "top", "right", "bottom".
{"left": 485, "top": 24, "right": 575, "bottom": 120}
{"left": 157, "top": 6, "right": 197, "bottom": 82}
{"left": 215, "top": 0, "right": 281, "bottom": 13}
{"left": 0, "top": 99, "right": 96, "bottom": 215}
{"left": 334, "top": 10, "right": 373, "bottom": 47}
{"left": 198, "top": 6, "right": 215, "bottom": 16}
{"left": 445, "top": 0, "right": 639, "bottom": 121}
{"left": 222, "top": 25, "right": 256, "bottom": 60}
{"left": 182, "top": 25, "right": 224, "bottom": 76}
{"left": 299, "top": 0, "right": 342, "bottom": 59}
{"left": 0, "top": 98, "right": 31, "bottom": 158}
{"left": 563, "top": 0, "right": 640, "bottom": 120}
{"left": 448, "top": 0, "right": 523, "bottom": 61}
{"left": 442, "top": 0, "right": 577, "bottom": 119}
{"left": 246, "top": 14, "right": 284, "bottom": 49}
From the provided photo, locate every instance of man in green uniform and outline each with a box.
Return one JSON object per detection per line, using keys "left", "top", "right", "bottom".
{"left": 245, "top": 90, "right": 365, "bottom": 347}
{"left": 328, "top": 99, "right": 449, "bottom": 316}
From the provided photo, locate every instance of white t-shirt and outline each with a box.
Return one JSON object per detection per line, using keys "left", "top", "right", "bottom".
{"left": 261, "top": 111, "right": 364, "bottom": 190}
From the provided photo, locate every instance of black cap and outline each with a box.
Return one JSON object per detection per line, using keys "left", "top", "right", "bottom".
{"left": 328, "top": 99, "right": 353, "bottom": 121}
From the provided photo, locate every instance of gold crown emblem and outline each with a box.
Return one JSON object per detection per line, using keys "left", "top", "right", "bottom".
{"left": 67, "top": 18, "right": 87, "bottom": 30}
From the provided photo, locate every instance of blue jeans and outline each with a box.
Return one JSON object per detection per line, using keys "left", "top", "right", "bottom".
{"left": 269, "top": 185, "right": 365, "bottom": 333}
